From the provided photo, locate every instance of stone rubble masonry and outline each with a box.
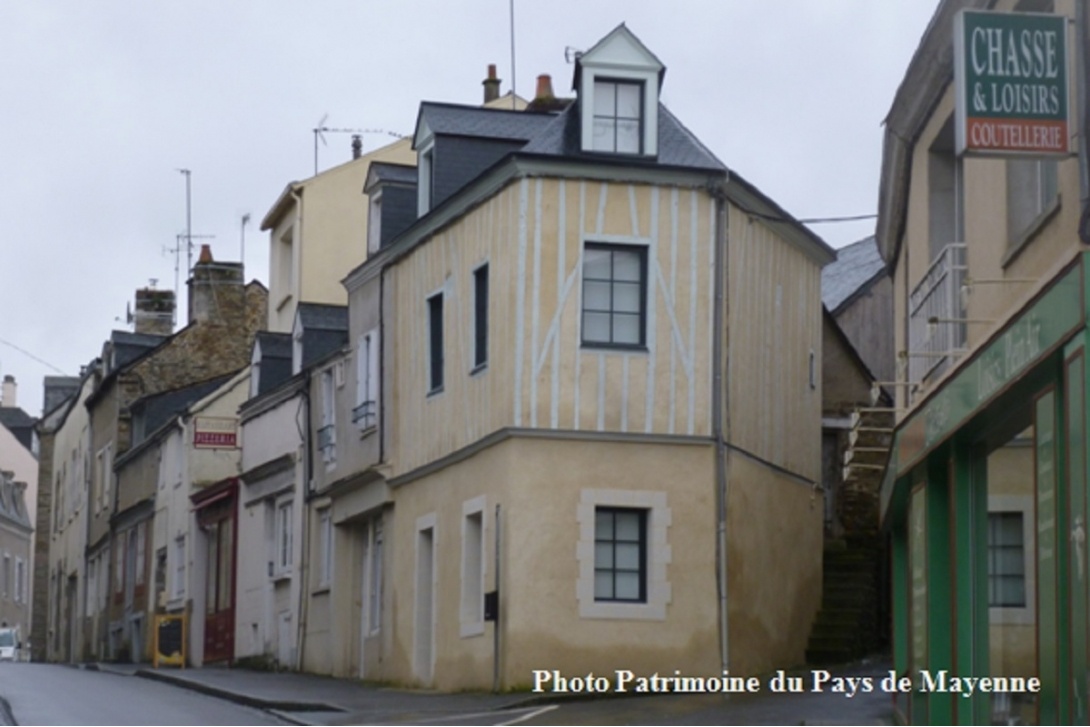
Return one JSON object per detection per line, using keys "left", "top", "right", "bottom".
{"left": 30, "top": 425, "right": 54, "bottom": 663}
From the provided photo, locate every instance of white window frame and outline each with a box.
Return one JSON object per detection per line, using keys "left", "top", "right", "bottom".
{"left": 355, "top": 328, "right": 379, "bottom": 431}
{"left": 275, "top": 498, "right": 294, "bottom": 577}
{"left": 319, "top": 369, "right": 337, "bottom": 466}
{"left": 417, "top": 145, "right": 435, "bottom": 217}
{"left": 365, "top": 516, "right": 384, "bottom": 635}
{"left": 579, "top": 66, "right": 659, "bottom": 156}
{"left": 13, "top": 558, "right": 23, "bottom": 604}
{"left": 318, "top": 509, "right": 333, "bottom": 589}
{"left": 460, "top": 496, "right": 487, "bottom": 638}
{"left": 367, "top": 190, "right": 383, "bottom": 255}
{"left": 576, "top": 489, "right": 671, "bottom": 620}
{"left": 172, "top": 535, "right": 186, "bottom": 601}
{"left": 988, "top": 495, "right": 1036, "bottom": 626}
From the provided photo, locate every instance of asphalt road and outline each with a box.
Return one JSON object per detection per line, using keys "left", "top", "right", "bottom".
{"left": 0, "top": 663, "right": 285, "bottom": 726}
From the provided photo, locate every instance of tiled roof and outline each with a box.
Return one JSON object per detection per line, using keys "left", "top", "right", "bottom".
{"left": 822, "top": 236, "right": 886, "bottom": 314}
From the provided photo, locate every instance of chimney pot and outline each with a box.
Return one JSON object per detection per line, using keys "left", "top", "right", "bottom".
{"left": 198, "top": 244, "right": 213, "bottom": 264}
{"left": 535, "top": 74, "right": 555, "bottom": 101}
{"left": 482, "top": 64, "right": 502, "bottom": 103}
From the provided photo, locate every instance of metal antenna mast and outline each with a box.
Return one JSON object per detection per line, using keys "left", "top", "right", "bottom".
{"left": 312, "top": 115, "right": 404, "bottom": 175}
{"left": 177, "top": 168, "right": 193, "bottom": 272}
{"left": 241, "top": 213, "right": 251, "bottom": 271}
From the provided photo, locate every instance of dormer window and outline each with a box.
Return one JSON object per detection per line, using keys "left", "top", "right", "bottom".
{"left": 575, "top": 24, "right": 664, "bottom": 157}
{"left": 593, "top": 80, "right": 642, "bottom": 154}
{"left": 418, "top": 147, "right": 434, "bottom": 217}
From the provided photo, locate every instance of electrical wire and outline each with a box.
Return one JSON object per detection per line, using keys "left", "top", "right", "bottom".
{"left": 0, "top": 336, "right": 68, "bottom": 375}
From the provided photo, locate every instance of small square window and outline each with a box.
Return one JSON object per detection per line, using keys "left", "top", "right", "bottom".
{"left": 582, "top": 243, "right": 647, "bottom": 348}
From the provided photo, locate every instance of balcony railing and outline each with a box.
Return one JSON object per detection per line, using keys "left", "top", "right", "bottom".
{"left": 907, "top": 242, "right": 968, "bottom": 391}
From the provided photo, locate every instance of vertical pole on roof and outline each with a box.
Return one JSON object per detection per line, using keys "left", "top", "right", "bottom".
{"left": 509, "top": 0, "right": 517, "bottom": 109}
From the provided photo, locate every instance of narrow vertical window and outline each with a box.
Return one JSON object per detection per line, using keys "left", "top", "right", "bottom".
{"left": 473, "top": 265, "right": 489, "bottom": 369}
{"left": 318, "top": 509, "right": 333, "bottom": 588}
{"left": 461, "top": 507, "right": 484, "bottom": 636}
{"left": 594, "top": 507, "right": 647, "bottom": 602}
{"left": 988, "top": 512, "right": 1026, "bottom": 607}
{"left": 592, "top": 80, "right": 643, "bottom": 154}
{"left": 428, "top": 293, "right": 444, "bottom": 392}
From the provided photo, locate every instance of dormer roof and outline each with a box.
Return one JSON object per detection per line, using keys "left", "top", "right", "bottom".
{"left": 572, "top": 23, "right": 666, "bottom": 91}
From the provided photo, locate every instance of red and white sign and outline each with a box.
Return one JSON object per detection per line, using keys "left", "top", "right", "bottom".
{"left": 193, "top": 417, "right": 238, "bottom": 449}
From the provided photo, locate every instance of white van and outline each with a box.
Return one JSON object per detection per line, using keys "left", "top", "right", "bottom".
{"left": 0, "top": 627, "right": 21, "bottom": 662}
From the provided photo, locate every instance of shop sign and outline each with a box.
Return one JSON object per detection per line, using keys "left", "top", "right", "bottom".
{"left": 194, "top": 416, "right": 238, "bottom": 449}
{"left": 954, "top": 9, "right": 1069, "bottom": 155}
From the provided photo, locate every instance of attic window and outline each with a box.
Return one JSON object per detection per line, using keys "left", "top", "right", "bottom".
{"left": 592, "top": 80, "right": 642, "bottom": 154}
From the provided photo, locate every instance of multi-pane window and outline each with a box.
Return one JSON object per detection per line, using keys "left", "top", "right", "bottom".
{"left": 428, "top": 293, "right": 444, "bottom": 392}
{"left": 592, "top": 79, "right": 642, "bottom": 154}
{"left": 582, "top": 243, "right": 647, "bottom": 347}
{"left": 473, "top": 265, "right": 489, "bottom": 369}
{"left": 594, "top": 507, "right": 647, "bottom": 602}
{"left": 988, "top": 512, "right": 1025, "bottom": 608}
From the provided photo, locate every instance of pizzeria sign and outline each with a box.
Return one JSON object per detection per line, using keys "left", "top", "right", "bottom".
{"left": 193, "top": 416, "right": 238, "bottom": 449}
{"left": 954, "top": 9, "right": 1069, "bottom": 156}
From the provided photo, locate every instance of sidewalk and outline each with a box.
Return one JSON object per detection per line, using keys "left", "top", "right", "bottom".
{"left": 126, "top": 665, "right": 533, "bottom": 725}
{"left": 85, "top": 657, "right": 896, "bottom": 726}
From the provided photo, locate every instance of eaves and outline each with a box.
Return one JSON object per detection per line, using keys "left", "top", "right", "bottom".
{"left": 343, "top": 153, "right": 727, "bottom": 292}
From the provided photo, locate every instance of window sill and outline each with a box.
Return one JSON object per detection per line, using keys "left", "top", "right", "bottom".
{"left": 460, "top": 621, "right": 485, "bottom": 639}
{"left": 311, "top": 585, "right": 331, "bottom": 597}
{"left": 580, "top": 343, "right": 649, "bottom": 354}
{"left": 272, "top": 572, "right": 292, "bottom": 584}
{"left": 1002, "top": 195, "right": 1061, "bottom": 269}
{"left": 427, "top": 386, "right": 444, "bottom": 399}
{"left": 358, "top": 424, "right": 377, "bottom": 439}
{"left": 469, "top": 362, "right": 488, "bottom": 376}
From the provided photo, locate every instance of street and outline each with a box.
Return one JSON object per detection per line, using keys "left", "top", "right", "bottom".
{"left": 0, "top": 663, "right": 283, "bottom": 726}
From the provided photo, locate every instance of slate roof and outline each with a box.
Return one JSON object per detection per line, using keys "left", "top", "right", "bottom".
{"left": 0, "top": 408, "right": 36, "bottom": 452}
{"left": 296, "top": 304, "right": 348, "bottom": 332}
{"left": 108, "top": 329, "right": 169, "bottom": 372}
{"left": 130, "top": 373, "right": 236, "bottom": 446}
{"left": 520, "top": 102, "right": 726, "bottom": 172}
{"left": 416, "top": 103, "right": 556, "bottom": 146}
{"left": 255, "top": 332, "right": 293, "bottom": 396}
{"left": 296, "top": 304, "right": 348, "bottom": 370}
{"left": 822, "top": 236, "right": 886, "bottom": 314}
{"left": 365, "top": 162, "right": 418, "bottom": 194}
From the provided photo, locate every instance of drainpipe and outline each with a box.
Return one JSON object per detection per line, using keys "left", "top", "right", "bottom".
{"left": 295, "top": 367, "right": 314, "bottom": 671}
{"left": 1077, "top": 0, "right": 1090, "bottom": 243}
{"left": 710, "top": 178, "right": 730, "bottom": 677}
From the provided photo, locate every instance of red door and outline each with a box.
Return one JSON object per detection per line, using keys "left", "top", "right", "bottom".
{"left": 200, "top": 499, "right": 235, "bottom": 663}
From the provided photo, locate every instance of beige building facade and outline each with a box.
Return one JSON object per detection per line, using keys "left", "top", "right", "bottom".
{"left": 309, "top": 25, "right": 834, "bottom": 690}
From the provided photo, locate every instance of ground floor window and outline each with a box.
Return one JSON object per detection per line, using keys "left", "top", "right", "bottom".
{"left": 987, "top": 512, "right": 1025, "bottom": 608}
{"left": 594, "top": 508, "right": 646, "bottom": 602}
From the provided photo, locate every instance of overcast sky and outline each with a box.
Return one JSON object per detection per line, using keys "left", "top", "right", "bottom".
{"left": 0, "top": 1, "right": 936, "bottom": 417}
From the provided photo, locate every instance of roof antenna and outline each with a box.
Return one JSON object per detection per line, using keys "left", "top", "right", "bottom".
{"left": 509, "top": 0, "right": 517, "bottom": 109}
{"left": 564, "top": 46, "right": 583, "bottom": 63}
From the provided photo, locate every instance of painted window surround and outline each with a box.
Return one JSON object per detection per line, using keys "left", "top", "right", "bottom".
{"left": 576, "top": 488, "right": 671, "bottom": 620}
{"left": 988, "top": 494, "right": 1036, "bottom": 626}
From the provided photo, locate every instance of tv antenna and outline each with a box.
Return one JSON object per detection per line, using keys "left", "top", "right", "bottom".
{"left": 312, "top": 114, "right": 408, "bottom": 174}
{"left": 164, "top": 232, "right": 215, "bottom": 324}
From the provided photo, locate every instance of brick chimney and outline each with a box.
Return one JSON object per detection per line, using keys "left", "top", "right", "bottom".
{"left": 1, "top": 375, "right": 15, "bottom": 408}
{"left": 187, "top": 245, "right": 246, "bottom": 325}
{"left": 133, "top": 287, "right": 176, "bottom": 336}
{"left": 483, "top": 64, "right": 501, "bottom": 103}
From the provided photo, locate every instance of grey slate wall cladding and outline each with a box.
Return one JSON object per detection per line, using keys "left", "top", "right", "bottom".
{"left": 380, "top": 185, "right": 418, "bottom": 249}
{"left": 432, "top": 137, "right": 524, "bottom": 209}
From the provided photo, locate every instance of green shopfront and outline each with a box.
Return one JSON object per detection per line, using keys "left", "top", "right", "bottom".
{"left": 882, "top": 252, "right": 1090, "bottom": 725}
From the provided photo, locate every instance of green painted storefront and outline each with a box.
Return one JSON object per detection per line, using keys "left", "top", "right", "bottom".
{"left": 882, "top": 252, "right": 1090, "bottom": 725}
